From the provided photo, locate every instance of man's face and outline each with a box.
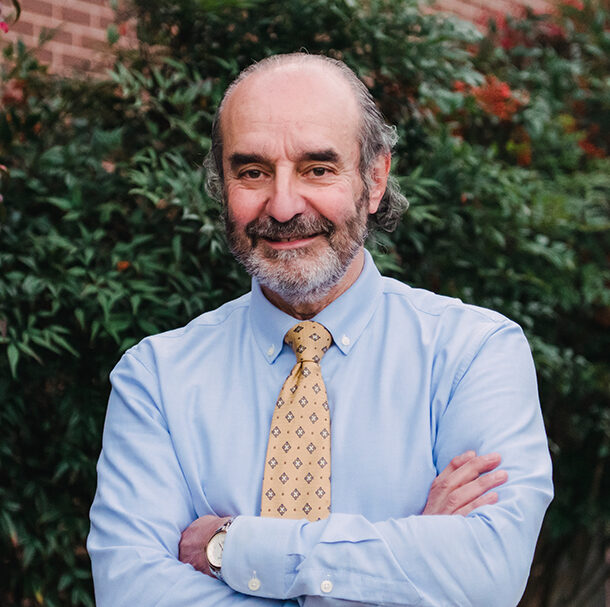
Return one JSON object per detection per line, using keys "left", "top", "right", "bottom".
{"left": 220, "top": 63, "right": 380, "bottom": 306}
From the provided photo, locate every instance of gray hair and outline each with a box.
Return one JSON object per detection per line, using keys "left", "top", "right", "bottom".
{"left": 204, "top": 53, "right": 408, "bottom": 232}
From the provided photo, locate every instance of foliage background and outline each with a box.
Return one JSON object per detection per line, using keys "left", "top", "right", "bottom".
{"left": 0, "top": 0, "right": 608, "bottom": 605}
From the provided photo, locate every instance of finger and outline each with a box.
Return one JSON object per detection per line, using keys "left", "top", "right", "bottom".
{"left": 435, "top": 450, "right": 477, "bottom": 484}
{"left": 455, "top": 491, "right": 499, "bottom": 517}
{"left": 443, "top": 452, "right": 502, "bottom": 493}
{"left": 447, "top": 469, "right": 508, "bottom": 513}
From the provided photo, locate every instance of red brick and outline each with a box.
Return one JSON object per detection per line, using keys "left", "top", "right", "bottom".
{"left": 18, "top": 11, "right": 55, "bottom": 26}
{"left": 99, "top": 15, "right": 116, "bottom": 28}
{"left": 436, "top": 0, "right": 551, "bottom": 19}
{"left": 61, "top": 53, "right": 91, "bottom": 69}
{"left": 83, "top": 3, "right": 113, "bottom": 15}
{"left": 35, "top": 47, "right": 53, "bottom": 63}
{"left": 25, "top": 0, "right": 53, "bottom": 17}
{"left": 90, "top": 8, "right": 117, "bottom": 29}
{"left": 49, "top": 40, "right": 88, "bottom": 58}
{"left": 78, "top": 25, "right": 108, "bottom": 41}
{"left": 61, "top": 6, "right": 91, "bottom": 26}
{"left": 51, "top": 29, "right": 73, "bottom": 45}
{"left": 435, "top": 0, "right": 482, "bottom": 21}
{"left": 69, "top": 1, "right": 100, "bottom": 18}
{"left": 9, "top": 19, "right": 34, "bottom": 36}
{"left": 82, "top": 35, "right": 107, "bottom": 51}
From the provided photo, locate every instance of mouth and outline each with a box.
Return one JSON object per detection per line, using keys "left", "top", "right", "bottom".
{"left": 261, "top": 233, "right": 324, "bottom": 249}
{"left": 244, "top": 215, "right": 335, "bottom": 250}
{"left": 264, "top": 233, "right": 323, "bottom": 243}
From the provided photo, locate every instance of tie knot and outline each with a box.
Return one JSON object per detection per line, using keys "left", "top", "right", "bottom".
{"left": 284, "top": 321, "right": 332, "bottom": 364}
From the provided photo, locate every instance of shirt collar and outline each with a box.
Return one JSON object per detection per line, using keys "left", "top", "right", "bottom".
{"left": 250, "top": 249, "right": 383, "bottom": 363}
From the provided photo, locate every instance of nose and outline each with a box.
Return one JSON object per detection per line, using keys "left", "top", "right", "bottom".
{"left": 265, "top": 169, "right": 306, "bottom": 223}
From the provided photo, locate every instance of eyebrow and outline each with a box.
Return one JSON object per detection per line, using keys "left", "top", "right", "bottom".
{"left": 229, "top": 153, "right": 267, "bottom": 171}
{"left": 300, "top": 149, "right": 340, "bottom": 163}
{"left": 228, "top": 149, "right": 342, "bottom": 172}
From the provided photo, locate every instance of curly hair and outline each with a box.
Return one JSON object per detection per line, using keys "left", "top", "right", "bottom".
{"left": 204, "top": 53, "right": 408, "bottom": 232}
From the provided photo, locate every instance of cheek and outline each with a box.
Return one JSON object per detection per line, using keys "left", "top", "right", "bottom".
{"left": 308, "top": 182, "right": 362, "bottom": 222}
{"left": 226, "top": 186, "right": 266, "bottom": 227}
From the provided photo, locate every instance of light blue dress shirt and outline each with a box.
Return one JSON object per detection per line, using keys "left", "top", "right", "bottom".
{"left": 88, "top": 249, "right": 553, "bottom": 607}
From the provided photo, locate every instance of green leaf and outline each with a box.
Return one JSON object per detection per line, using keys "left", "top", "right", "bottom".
{"left": 7, "top": 343, "right": 19, "bottom": 378}
{"left": 107, "top": 24, "right": 119, "bottom": 46}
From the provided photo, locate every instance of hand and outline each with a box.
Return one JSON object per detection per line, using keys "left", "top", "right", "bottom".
{"left": 179, "top": 514, "right": 233, "bottom": 577}
{"left": 423, "top": 451, "right": 508, "bottom": 516}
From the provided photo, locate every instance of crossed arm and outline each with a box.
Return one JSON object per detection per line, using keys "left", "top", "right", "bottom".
{"left": 179, "top": 450, "right": 508, "bottom": 577}
{"left": 88, "top": 325, "right": 552, "bottom": 606}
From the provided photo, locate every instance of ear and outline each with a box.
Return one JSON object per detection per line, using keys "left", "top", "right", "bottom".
{"left": 367, "top": 153, "right": 392, "bottom": 214}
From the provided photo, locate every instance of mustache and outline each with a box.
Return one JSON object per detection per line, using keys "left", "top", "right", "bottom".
{"left": 245, "top": 215, "right": 335, "bottom": 243}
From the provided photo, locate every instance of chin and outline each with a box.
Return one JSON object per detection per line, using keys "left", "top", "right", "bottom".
{"left": 246, "top": 247, "right": 350, "bottom": 306}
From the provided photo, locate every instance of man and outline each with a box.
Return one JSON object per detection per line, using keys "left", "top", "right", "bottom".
{"left": 88, "top": 54, "right": 553, "bottom": 606}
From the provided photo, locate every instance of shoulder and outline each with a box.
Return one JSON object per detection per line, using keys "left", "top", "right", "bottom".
{"left": 378, "top": 276, "right": 534, "bottom": 396}
{"left": 379, "top": 276, "right": 524, "bottom": 358}
{"left": 117, "top": 291, "right": 252, "bottom": 373}
{"left": 382, "top": 276, "right": 510, "bottom": 324}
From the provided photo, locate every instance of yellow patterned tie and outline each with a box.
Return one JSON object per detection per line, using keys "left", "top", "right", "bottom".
{"left": 260, "top": 321, "right": 333, "bottom": 522}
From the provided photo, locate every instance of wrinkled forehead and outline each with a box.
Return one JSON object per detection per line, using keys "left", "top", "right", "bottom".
{"left": 220, "top": 62, "right": 361, "bottom": 142}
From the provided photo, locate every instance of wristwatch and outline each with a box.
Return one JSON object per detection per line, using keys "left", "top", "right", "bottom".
{"left": 206, "top": 518, "right": 234, "bottom": 578}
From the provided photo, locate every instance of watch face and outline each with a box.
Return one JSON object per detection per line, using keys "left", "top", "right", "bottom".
{"left": 206, "top": 531, "right": 226, "bottom": 569}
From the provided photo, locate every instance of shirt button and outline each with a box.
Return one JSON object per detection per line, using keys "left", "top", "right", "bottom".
{"left": 341, "top": 335, "right": 350, "bottom": 346}
{"left": 320, "top": 580, "right": 333, "bottom": 593}
{"left": 267, "top": 345, "right": 275, "bottom": 356}
{"left": 248, "top": 577, "right": 261, "bottom": 591}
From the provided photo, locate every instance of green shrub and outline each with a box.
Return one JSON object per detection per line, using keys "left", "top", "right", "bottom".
{"left": 0, "top": 40, "right": 241, "bottom": 606}
{"left": 0, "top": 1, "right": 608, "bottom": 604}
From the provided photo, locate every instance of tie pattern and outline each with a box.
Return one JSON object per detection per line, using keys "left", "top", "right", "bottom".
{"left": 260, "top": 321, "right": 332, "bottom": 522}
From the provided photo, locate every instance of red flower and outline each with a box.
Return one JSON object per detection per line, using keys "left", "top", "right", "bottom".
{"left": 0, "top": 22, "right": 9, "bottom": 34}
{"left": 116, "top": 260, "right": 131, "bottom": 272}
{"left": 579, "top": 140, "right": 605, "bottom": 158}
{"left": 562, "top": 0, "right": 584, "bottom": 10}
{"left": 1, "top": 79, "right": 25, "bottom": 106}
{"left": 472, "top": 76, "right": 523, "bottom": 121}
{"left": 538, "top": 22, "right": 566, "bottom": 40}
{"left": 500, "top": 30, "right": 522, "bottom": 51}
{"left": 453, "top": 80, "right": 467, "bottom": 93}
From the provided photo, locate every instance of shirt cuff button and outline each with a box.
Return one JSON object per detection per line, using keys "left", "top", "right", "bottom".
{"left": 320, "top": 580, "right": 333, "bottom": 593}
{"left": 248, "top": 577, "right": 261, "bottom": 591}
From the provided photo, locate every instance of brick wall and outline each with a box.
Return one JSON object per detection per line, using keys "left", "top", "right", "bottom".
{"left": 2, "top": 0, "right": 123, "bottom": 74}
{"left": 2, "top": 0, "right": 554, "bottom": 75}
{"left": 433, "top": 0, "right": 552, "bottom": 22}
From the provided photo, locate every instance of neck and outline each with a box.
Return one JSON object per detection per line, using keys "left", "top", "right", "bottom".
{"left": 261, "top": 249, "right": 365, "bottom": 320}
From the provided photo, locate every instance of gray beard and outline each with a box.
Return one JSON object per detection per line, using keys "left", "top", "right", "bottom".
{"left": 239, "top": 239, "right": 359, "bottom": 306}
{"left": 225, "top": 195, "right": 369, "bottom": 306}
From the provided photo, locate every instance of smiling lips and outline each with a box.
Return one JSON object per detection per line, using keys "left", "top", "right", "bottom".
{"left": 263, "top": 233, "right": 323, "bottom": 249}
{"left": 246, "top": 214, "right": 335, "bottom": 248}
{"left": 268, "top": 233, "right": 321, "bottom": 242}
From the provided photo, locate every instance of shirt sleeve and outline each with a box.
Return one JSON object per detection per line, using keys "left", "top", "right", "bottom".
{"left": 87, "top": 351, "right": 298, "bottom": 607}
{"left": 220, "top": 322, "right": 554, "bottom": 607}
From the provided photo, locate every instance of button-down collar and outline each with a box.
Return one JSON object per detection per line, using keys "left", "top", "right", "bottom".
{"left": 250, "top": 249, "right": 384, "bottom": 362}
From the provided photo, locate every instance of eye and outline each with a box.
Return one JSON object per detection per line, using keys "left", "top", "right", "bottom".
{"left": 240, "top": 169, "right": 263, "bottom": 179}
{"left": 310, "top": 167, "right": 329, "bottom": 177}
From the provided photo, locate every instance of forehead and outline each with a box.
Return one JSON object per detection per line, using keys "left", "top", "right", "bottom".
{"left": 220, "top": 63, "right": 360, "bottom": 160}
